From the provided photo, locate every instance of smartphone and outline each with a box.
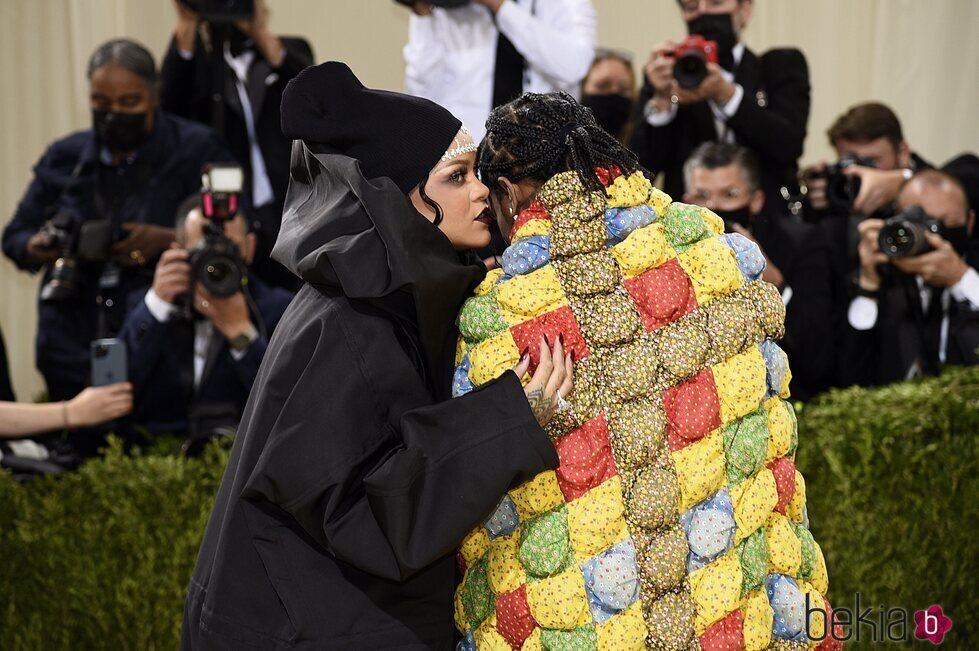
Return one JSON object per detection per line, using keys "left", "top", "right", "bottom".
{"left": 91, "top": 338, "right": 127, "bottom": 387}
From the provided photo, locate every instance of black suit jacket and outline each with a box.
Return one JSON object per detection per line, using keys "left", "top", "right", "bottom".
{"left": 840, "top": 243, "right": 979, "bottom": 387}
{"left": 160, "top": 35, "right": 313, "bottom": 270}
{"left": 630, "top": 47, "right": 810, "bottom": 200}
{"left": 752, "top": 208, "right": 836, "bottom": 400}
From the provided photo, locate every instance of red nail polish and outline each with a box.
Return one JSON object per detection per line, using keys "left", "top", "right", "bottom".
{"left": 521, "top": 347, "right": 529, "bottom": 360}
{"left": 571, "top": 349, "right": 577, "bottom": 363}
{"left": 543, "top": 334, "right": 550, "bottom": 346}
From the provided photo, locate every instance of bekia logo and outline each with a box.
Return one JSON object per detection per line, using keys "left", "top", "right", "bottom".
{"left": 806, "top": 593, "right": 953, "bottom": 644}
{"left": 914, "top": 605, "right": 953, "bottom": 645}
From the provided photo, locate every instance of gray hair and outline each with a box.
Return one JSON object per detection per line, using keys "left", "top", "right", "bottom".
{"left": 87, "top": 39, "right": 157, "bottom": 87}
{"left": 683, "top": 141, "right": 761, "bottom": 193}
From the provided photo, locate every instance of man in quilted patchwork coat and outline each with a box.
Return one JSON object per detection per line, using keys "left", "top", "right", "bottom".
{"left": 451, "top": 92, "right": 841, "bottom": 650}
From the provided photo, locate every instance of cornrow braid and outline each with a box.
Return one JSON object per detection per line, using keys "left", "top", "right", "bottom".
{"left": 478, "top": 91, "right": 646, "bottom": 194}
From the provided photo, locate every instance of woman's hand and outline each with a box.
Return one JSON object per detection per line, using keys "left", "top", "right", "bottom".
{"left": 514, "top": 336, "right": 574, "bottom": 427}
{"left": 66, "top": 383, "right": 133, "bottom": 427}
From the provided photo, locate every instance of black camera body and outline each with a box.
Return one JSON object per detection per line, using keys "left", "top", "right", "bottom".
{"left": 177, "top": 0, "right": 254, "bottom": 22}
{"left": 878, "top": 205, "right": 943, "bottom": 259}
{"left": 39, "top": 212, "right": 120, "bottom": 302}
{"left": 669, "top": 35, "right": 720, "bottom": 90}
{"left": 188, "top": 163, "right": 247, "bottom": 298}
{"left": 822, "top": 154, "right": 876, "bottom": 213}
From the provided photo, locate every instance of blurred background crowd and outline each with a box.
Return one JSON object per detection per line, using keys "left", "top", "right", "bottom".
{"left": 0, "top": 0, "right": 977, "bottom": 473}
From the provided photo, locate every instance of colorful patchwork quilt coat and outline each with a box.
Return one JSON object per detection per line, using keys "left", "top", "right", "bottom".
{"left": 451, "top": 169, "right": 839, "bottom": 650}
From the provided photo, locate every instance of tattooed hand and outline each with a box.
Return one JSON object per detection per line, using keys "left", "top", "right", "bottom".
{"left": 513, "top": 335, "right": 574, "bottom": 427}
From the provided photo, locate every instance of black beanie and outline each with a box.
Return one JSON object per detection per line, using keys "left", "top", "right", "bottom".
{"left": 281, "top": 61, "right": 463, "bottom": 194}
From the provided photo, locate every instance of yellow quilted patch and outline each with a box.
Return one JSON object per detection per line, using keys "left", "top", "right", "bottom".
{"left": 677, "top": 236, "right": 743, "bottom": 306}
{"left": 508, "top": 471, "right": 565, "bottom": 520}
{"left": 496, "top": 265, "right": 567, "bottom": 325}
{"left": 487, "top": 532, "right": 525, "bottom": 595}
{"left": 712, "top": 346, "right": 768, "bottom": 424}
{"left": 512, "top": 218, "right": 552, "bottom": 240}
{"left": 468, "top": 330, "right": 519, "bottom": 386}
{"left": 522, "top": 628, "right": 543, "bottom": 651}
{"left": 800, "top": 582, "right": 829, "bottom": 641}
{"left": 473, "top": 614, "right": 511, "bottom": 650}
{"left": 785, "top": 470, "right": 807, "bottom": 523}
{"left": 766, "top": 512, "right": 802, "bottom": 576}
{"left": 606, "top": 171, "right": 653, "bottom": 208}
{"left": 460, "top": 527, "right": 490, "bottom": 567}
{"left": 610, "top": 224, "right": 671, "bottom": 278}
{"left": 730, "top": 468, "right": 778, "bottom": 543}
{"left": 765, "top": 399, "right": 795, "bottom": 465}
{"left": 672, "top": 429, "right": 726, "bottom": 511}
{"left": 525, "top": 568, "right": 591, "bottom": 630}
{"left": 741, "top": 588, "right": 774, "bottom": 651}
{"left": 454, "top": 583, "right": 468, "bottom": 632}
{"left": 596, "top": 600, "right": 647, "bottom": 650}
{"left": 810, "top": 540, "right": 829, "bottom": 594}
{"left": 566, "top": 476, "right": 629, "bottom": 558}
{"left": 690, "top": 553, "right": 743, "bottom": 634}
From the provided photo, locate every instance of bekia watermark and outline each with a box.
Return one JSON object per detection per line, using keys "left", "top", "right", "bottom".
{"left": 805, "top": 592, "right": 952, "bottom": 644}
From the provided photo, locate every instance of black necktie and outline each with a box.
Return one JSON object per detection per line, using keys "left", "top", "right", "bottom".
{"left": 492, "top": 30, "right": 525, "bottom": 109}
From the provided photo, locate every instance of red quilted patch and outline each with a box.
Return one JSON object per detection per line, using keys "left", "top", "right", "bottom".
{"left": 623, "top": 258, "right": 698, "bottom": 332}
{"left": 509, "top": 305, "right": 589, "bottom": 375}
{"left": 815, "top": 595, "right": 844, "bottom": 651}
{"left": 554, "top": 414, "right": 617, "bottom": 502}
{"left": 699, "top": 609, "right": 744, "bottom": 651}
{"left": 496, "top": 584, "right": 537, "bottom": 649}
{"left": 511, "top": 199, "right": 551, "bottom": 236}
{"left": 595, "top": 165, "right": 623, "bottom": 187}
{"left": 767, "top": 457, "right": 797, "bottom": 515}
{"left": 664, "top": 368, "right": 722, "bottom": 451}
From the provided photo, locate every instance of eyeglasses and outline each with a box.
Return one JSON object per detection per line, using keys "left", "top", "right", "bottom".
{"left": 688, "top": 187, "right": 747, "bottom": 204}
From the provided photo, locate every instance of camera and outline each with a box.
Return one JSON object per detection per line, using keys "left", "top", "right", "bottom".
{"left": 822, "top": 153, "right": 876, "bottom": 213}
{"left": 878, "top": 205, "right": 943, "bottom": 259}
{"left": 176, "top": 0, "right": 254, "bottom": 22}
{"left": 668, "top": 35, "right": 719, "bottom": 90}
{"left": 187, "top": 164, "right": 247, "bottom": 298}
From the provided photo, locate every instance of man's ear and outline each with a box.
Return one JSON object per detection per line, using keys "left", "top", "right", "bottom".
{"left": 750, "top": 189, "right": 765, "bottom": 215}
{"left": 898, "top": 140, "right": 912, "bottom": 169}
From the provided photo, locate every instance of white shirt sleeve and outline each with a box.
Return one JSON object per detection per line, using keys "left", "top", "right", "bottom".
{"left": 495, "top": 0, "right": 597, "bottom": 86}
{"left": 949, "top": 265, "right": 979, "bottom": 309}
{"left": 144, "top": 289, "right": 176, "bottom": 323}
{"left": 403, "top": 14, "right": 445, "bottom": 97}
{"left": 644, "top": 98, "right": 678, "bottom": 127}
{"left": 847, "top": 296, "right": 879, "bottom": 331}
{"left": 708, "top": 82, "right": 744, "bottom": 122}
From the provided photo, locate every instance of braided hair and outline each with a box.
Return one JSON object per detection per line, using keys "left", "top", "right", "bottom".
{"left": 478, "top": 91, "right": 645, "bottom": 195}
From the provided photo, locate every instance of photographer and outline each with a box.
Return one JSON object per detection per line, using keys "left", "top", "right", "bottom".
{"left": 684, "top": 142, "right": 835, "bottom": 400}
{"left": 629, "top": 0, "right": 810, "bottom": 201}
{"left": 161, "top": 0, "right": 313, "bottom": 290}
{"left": 580, "top": 48, "right": 636, "bottom": 144}
{"left": 119, "top": 192, "right": 291, "bottom": 445}
{"left": 400, "top": 0, "right": 597, "bottom": 141}
{"left": 842, "top": 169, "right": 979, "bottom": 386}
{"left": 1, "top": 39, "right": 230, "bottom": 407}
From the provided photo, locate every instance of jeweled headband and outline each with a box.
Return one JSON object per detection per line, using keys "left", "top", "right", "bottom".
{"left": 441, "top": 125, "right": 479, "bottom": 161}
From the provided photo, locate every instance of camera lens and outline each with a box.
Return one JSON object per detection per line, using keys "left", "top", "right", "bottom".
{"left": 674, "top": 51, "right": 708, "bottom": 90}
{"left": 201, "top": 255, "right": 243, "bottom": 297}
{"left": 40, "top": 257, "right": 79, "bottom": 302}
{"left": 879, "top": 221, "right": 926, "bottom": 258}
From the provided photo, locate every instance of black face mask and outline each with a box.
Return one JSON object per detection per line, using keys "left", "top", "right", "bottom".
{"left": 92, "top": 110, "right": 150, "bottom": 154}
{"left": 687, "top": 13, "right": 738, "bottom": 71}
{"left": 713, "top": 205, "right": 753, "bottom": 233}
{"left": 581, "top": 94, "right": 633, "bottom": 139}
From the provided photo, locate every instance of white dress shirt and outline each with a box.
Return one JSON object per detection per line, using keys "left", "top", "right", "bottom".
{"left": 847, "top": 266, "right": 979, "bottom": 364}
{"left": 644, "top": 41, "right": 746, "bottom": 144}
{"left": 404, "top": 0, "right": 597, "bottom": 140}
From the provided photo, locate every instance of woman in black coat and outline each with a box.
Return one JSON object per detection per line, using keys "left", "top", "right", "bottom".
{"left": 181, "top": 62, "right": 573, "bottom": 650}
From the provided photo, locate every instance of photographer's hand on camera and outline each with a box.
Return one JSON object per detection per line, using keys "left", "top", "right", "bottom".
{"left": 856, "top": 218, "right": 888, "bottom": 291}
{"left": 891, "top": 231, "right": 969, "bottom": 288}
{"left": 234, "top": 1, "right": 285, "bottom": 68}
{"left": 800, "top": 162, "right": 828, "bottom": 212}
{"left": 172, "top": 0, "right": 199, "bottom": 52}
{"left": 673, "top": 62, "right": 736, "bottom": 106}
{"left": 844, "top": 166, "right": 906, "bottom": 216}
{"left": 194, "top": 285, "right": 254, "bottom": 343}
{"left": 24, "top": 232, "right": 60, "bottom": 267}
{"left": 152, "top": 244, "right": 192, "bottom": 303}
{"left": 645, "top": 42, "right": 678, "bottom": 111}
{"left": 112, "top": 223, "right": 175, "bottom": 267}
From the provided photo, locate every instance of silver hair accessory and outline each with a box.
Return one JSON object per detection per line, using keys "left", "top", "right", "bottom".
{"left": 441, "top": 125, "right": 478, "bottom": 161}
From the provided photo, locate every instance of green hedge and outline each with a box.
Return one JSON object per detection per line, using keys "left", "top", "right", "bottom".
{"left": 2, "top": 369, "right": 977, "bottom": 649}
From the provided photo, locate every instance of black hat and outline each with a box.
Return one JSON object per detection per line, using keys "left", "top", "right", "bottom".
{"left": 281, "top": 61, "right": 462, "bottom": 193}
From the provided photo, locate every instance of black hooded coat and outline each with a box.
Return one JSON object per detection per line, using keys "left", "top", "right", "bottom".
{"left": 181, "top": 144, "right": 558, "bottom": 649}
